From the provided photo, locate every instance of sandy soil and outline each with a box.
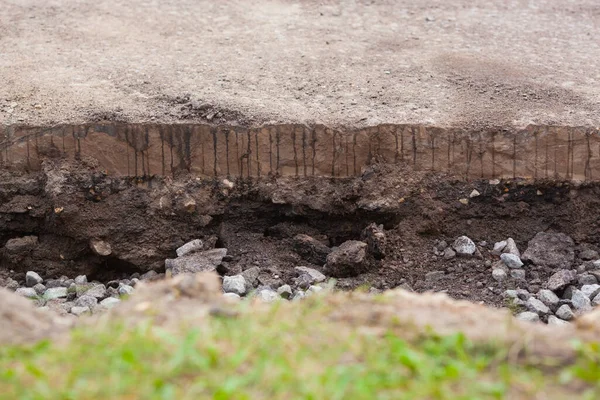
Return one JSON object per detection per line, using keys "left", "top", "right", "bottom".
{"left": 1, "top": 0, "right": 599, "bottom": 129}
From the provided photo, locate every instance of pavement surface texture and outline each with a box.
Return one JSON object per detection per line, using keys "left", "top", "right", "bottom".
{"left": 1, "top": 0, "right": 599, "bottom": 128}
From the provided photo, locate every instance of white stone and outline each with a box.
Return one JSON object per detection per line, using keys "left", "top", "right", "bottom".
{"left": 500, "top": 253, "right": 523, "bottom": 269}
{"left": 25, "top": 271, "right": 43, "bottom": 287}
{"left": 452, "top": 236, "right": 476, "bottom": 256}
{"left": 516, "top": 311, "right": 540, "bottom": 323}
{"left": 257, "top": 289, "right": 278, "bottom": 303}
{"left": 222, "top": 275, "right": 247, "bottom": 296}
{"left": 492, "top": 269, "right": 507, "bottom": 282}
{"left": 581, "top": 284, "right": 600, "bottom": 299}
{"left": 548, "top": 315, "right": 570, "bottom": 326}
{"left": 176, "top": 239, "right": 204, "bottom": 257}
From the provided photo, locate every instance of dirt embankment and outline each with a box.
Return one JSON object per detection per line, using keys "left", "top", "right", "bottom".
{"left": 0, "top": 157, "right": 600, "bottom": 309}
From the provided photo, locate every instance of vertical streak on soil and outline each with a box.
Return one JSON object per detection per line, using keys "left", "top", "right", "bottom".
{"left": 26, "top": 135, "right": 30, "bottom": 170}
{"left": 246, "top": 128, "right": 252, "bottom": 179}
{"left": 478, "top": 133, "right": 484, "bottom": 178}
{"left": 394, "top": 126, "right": 399, "bottom": 164}
{"left": 447, "top": 132, "right": 452, "bottom": 172}
{"left": 160, "top": 126, "right": 165, "bottom": 176}
{"left": 566, "top": 131, "right": 572, "bottom": 179}
{"left": 345, "top": 133, "right": 349, "bottom": 176}
{"left": 534, "top": 130, "right": 538, "bottom": 179}
{"left": 311, "top": 127, "right": 316, "bottom": 176}
{"left": 145, "top": 126, "right": 151, "bottom": 176}
{"left": 430, "top": 131, "right": 435, "bottom": 171}
{"left": 255, "top": 129, "right": 261, "bottom": 178}
{"left": 512, "top": 135, "right": 516, "bottom": 179}
{"left": 400, "top": 126, "right": 405, "bottom": 162}
{"left": 292, "top": 127, "right": 299, "bottom": 177}
{"left": 353, "top": 131, "right": 357, "bottom": 175}
{"left": 554, "top": 131, "right": 558, "bottom": 179}
{"left": 331, "top": 128, "right": 335, "bottom": 176}
{"left": 465, "top": 135, "right": 473, "bottom": 180}
{"left": 585, "top": 132, "right": 592, "bottom": 181}
{"left": 545, "top": 128, "right": 549, "bottom": 178}
{"left": 569, "top": 131, "right": 574, "bottom": 180}
{"left": 276, "top": 127, "right": 280, "bottom": 176}
{"left": 269, "top": 128, "right": 273, "bottom": 175}
{"left": 213, "top": 127, "right": 218, "bottom": 177}
{"left": 225, "top": 129, "right": 230, "bottom": 178}
{"left": 61, "top": 126, "right": 66, "bottom": 155}
{"left": 169, "top": 126, "right": 174, "bottom": 178}
{"left": 412, "top": 127, "right": 417, "bottom": 167}
{"left": 235, "top": 128, "right": 241, "bottom": 178}
{"left": 302, "top": 127, "right": 307, "bottom": 177}
{"left": 124, "top": 126, "right": 130, "bottom": 176}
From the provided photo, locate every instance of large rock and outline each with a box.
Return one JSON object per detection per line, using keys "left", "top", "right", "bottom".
{"left": 452, "top": 236, "right": 477, "bottom": 256}
{"left": 5, "top": 236, "right": 38, "bottom": 253}
{"left": 522, "top": 232, "right": 574, "bottom": 268}
{"left": 43, "top": 287, "right": 67, "bottom": 301}
{"left": 257, "top": 289, "right": 278, "bottom": 303}
{"left": 166, "top": 248, "right": 227, "bottom": 275}
{"left": 500, "top": 253, "right": 523, "bottom": 269}
{"left": 15, "top": 287, "right": 38, "bottom": 299}
{"left": 526, "top": 297, "right": 550, "bottom": 316}
{"left": 516, "top": 311, "right": 540, "bottom": 323}
{"left": 580, "top": 284, "right": 600, "bottom": 299}
{"left": 503, "top": 238, "right": 521, "bottom": 258}
{"left": 325, "top": 240, "right": 368, "bottom": 277}
{"left": 361, "top": 223, "right": 386, "bottom": 259}
{"left": 89, "top": 239, "right": 112, "bottom": 256}
{"left": 240, "top": 267, "right": 260, "bottom": 288}
{"left": 176, "top": 239, "right": 204, "bottom": 257}
{"left": 293, "top": 234, "right": 331, "bottom": 265}
{"left": 222, "top": 275, "right": 247, "bottom": 296}
{"left": 571, "top": 289, "right": 592, "bottom": 313}
{"left": 277, "top": 284, "right": 293, "bottom": 299}
{"left": 25, "top": 271, "right": 43, "bottom": 287}
{"left": 74, "top": 294, "right": 98, "bottom": 308}
{"left": 548, "top": 315, "right": 570, "bottom": 326}
{"left": 537, "top": 289, "right": 560, "bottom": 310}
{"left": 555, "top": 304, "right": 575, "bottom": 321}
{"left": 294, "top": 266, "right": 326, "bottom": 283}
{"left": 546, "top": 269, "right": 576, "bottom": 292}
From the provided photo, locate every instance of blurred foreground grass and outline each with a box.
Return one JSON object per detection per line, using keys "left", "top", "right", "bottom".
{"left": 1, "top": 297, "right": 599, "bottom": 399}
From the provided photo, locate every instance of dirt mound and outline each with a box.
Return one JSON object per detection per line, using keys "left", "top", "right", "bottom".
{"left": 0, "top": 288, "right": 71, "bottom": 345}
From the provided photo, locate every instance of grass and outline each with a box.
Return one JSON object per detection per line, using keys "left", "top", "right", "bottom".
{"left": 0, "top": 297, "right": 598, "bottom": 399}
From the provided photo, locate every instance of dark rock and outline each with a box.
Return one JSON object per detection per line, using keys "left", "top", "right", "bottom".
{"left": 425, "top": 270, "right": 445, "bottom": 282}
{"left": 25, "top": 271, "right": 43, "bottom": 287}
{"left": 5, "top": 236, "right": 38, "bottom": 253}
{"left": 546, "top": 269, "right": 576, "bottom": 292}
{"left": 577, "top": 273, "right": 598, "bottom": 286}
{"left": 176, "top": 239, "right": 204, "bottom": 257}
{"left": 325, "top": 240, "right": 368, "bottom": 277}
{"left": 165, "top": 248, "right": 227, "bottom": 275}
{"left": 241, "top": 267, "right": 261, "bottom": 288}
{"left": 522, "top": 232, "right": 574, "bottom": 268}
{"left": 294, "top": 266, "right": 326, "bottom": 283}
{"left": 293, "top": 234, "right": 332, "bottom": 265}
{"left": 579, "top": 249, "right": 599, "bottom": 261}
{"left": 294, "top": 273, "right": 313, "bottom": 290}
{"left": 555, "top": 304, "right": 575, "bottom": 321}
{"left": 361, "top": 223, "right": 386, "bottom": 259}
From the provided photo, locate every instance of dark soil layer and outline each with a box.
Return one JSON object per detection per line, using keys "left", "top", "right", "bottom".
{"left": 1, "top": 158, "right": 599, "bottom": 308}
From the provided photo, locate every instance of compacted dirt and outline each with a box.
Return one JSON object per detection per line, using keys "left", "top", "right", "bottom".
{"left": 1, "top": 0, "right": 599, "bottom": 129}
